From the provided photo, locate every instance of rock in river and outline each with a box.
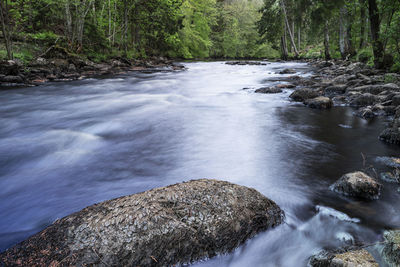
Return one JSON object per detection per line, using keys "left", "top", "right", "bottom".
{"left": 289, "top": 88, "right": 320, "bottom": 102}
{"left": 330, "top": 171, "right": 382, "bottom": 200}
{"left": 305, "top": 96, "right": 333, "bottom": 109}
{"left": 0, "top": 179, "right": 284, "bottom": 267}
{"left": 255, "top": 87, "right": 282, "bottom": 94}
{"left": 309, "top": 248, "right": 378, "bottom": 267}
{"left": 382, "top": 230, "right": 400, "bottom": 266}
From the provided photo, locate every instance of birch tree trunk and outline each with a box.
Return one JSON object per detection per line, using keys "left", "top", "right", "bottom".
{"left": 280, "top": 0, "right": 299, "bottom": 57}
{"left": 339, "top": 7, "right": 347, "bottom": 59}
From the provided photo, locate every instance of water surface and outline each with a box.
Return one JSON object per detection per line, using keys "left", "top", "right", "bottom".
{"left": 1, "top": 62, "right": 399, "bottom": 266}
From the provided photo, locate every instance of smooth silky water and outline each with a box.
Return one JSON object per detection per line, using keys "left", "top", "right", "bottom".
{"left": 0, "top": 62, "right": 399, "bottom": 266}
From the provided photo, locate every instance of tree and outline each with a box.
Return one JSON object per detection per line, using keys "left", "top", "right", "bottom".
{"left": 0, "top": 0, "right": 13, "bottom": 59}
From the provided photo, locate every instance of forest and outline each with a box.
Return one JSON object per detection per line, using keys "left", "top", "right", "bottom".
{"left": 0, "top": 0, "right": 400, "bottom": 69}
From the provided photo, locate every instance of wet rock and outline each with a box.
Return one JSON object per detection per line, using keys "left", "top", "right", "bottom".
{"left": 289, "top": 88, "right": 320, "bottom": 102}
{"left": 330, "top": 171, "right": 382, "bottom": 200}
{"left": 0, "top": 179, "right": 284, "bottom": 267}
{"left": 1, "top": 75, "right": 23, "bottom": 83}
{"left": 255, "top": 87, "right": 282, "bottom": 94}
{"left": 382, "top": 230, "right": 400, "bottom": 266}
{"left": 350, "top": 93, "right": 378, "bottom": 107}
{"left": 325, "top": 85, "right": 347, "bottom": 95}
{"left": 379, "top": 128, "right": 400, "bottom": 144}
{"left": 391, "top": 94, "right": 400, "bottom": 106}
{"left": 309, "top": 248, "right": 378, "bottom": 267}
{"left": 0, "top": 60, "right": 21, "bottom": 75}
{"left": 279, "top": 68, "right": 296, "bottom": 74}
{"left": 355, "top": 107, "right": 375, "bottom": 120}
{"left": 380, "top": 171, "right": 400, "bottom": 183}
{"left": 225, "top": 61, "right": 267, "bottom": 66}
{"left": 276, "top": 83, "right": 296, "bottom": 89}
{"left": 332, "top": 74, "right": 354, "bottom": 84}
{"left": 305, "top": 96, "right": 333, "bottom": 109}
{"left": 376, "top": 157, "right": 400, "bottom": 168}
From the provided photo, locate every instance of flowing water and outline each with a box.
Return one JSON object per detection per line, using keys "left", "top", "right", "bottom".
{"left": 0, "top": 62, "right": 400, "bottom": 266}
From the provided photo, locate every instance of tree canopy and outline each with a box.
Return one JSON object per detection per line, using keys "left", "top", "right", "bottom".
{"left": 0, "top": 0, "right": 400, "bottom": 70}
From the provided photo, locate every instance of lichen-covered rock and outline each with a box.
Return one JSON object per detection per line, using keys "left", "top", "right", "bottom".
{"left": 289, "top": 88, "right": 320, "bottom": 102}
{"left": 330, "top": 171, "right": 382, "bottom": 200}
{"left": 255, "top": 87, "right": 282, "bottom": 94}
{"left": 382, "top": 230, "right": 400, "bottom": 267}
{"left": 0, "top": 179, "right": 284, "bottom": 267}
{"left": 305, "top": 96, "right": 333, "bottom": 109}
{"left": 309, "top": 248, "right": 378, "bottom": 267}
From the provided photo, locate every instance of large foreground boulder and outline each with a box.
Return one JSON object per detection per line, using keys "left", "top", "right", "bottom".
{"left": 0, "top": 179, "right": 284, "bottom": 267}
{"left": 309, "top": 248, "right": 378, "bottom": 267}
{"left": 330, "top": 171, "right": 382, "bottom": 200}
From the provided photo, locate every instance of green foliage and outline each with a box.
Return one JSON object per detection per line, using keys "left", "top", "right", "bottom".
{"left": 357, "top": 48, "right": 373, "bottom": 64}
{"left": 384, "top": 73, "right": 399, "bottom": 83}
{"left": 303, "top": 45, "right": 323, "bottom": 59}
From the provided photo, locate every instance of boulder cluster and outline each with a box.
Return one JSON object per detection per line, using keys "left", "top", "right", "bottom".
{"left": 0, "top": 46, "right": 183, "bottom": 87}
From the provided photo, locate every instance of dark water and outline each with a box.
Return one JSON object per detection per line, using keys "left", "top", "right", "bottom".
{"left": 0, "top": 62, "right": 399, "bottom": 266}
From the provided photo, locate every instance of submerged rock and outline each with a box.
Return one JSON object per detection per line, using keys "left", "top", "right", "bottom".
{"left": 382, "top": 230, "right": 400, "bottom": 266}
{"left": 289, "top": 88, "right": 320, "bottom": 102}
{"left": 255, "top": 87, "right": 282, "bottom": 94}
{"left": 330, "top": 171, "right": 382, "bottom": 200}
{"left": 305, "top": 96, "right": 333, "bottom": 109}
{"left": 0, "top": 179, "right": 284, "bottom": 267}
{"left": 309, "top": 248, "right": 378, "bottom": 267}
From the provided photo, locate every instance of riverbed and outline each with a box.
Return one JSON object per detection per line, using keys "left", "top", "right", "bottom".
{"left": 0, "top": 62, "right": 399, "bottom": 266}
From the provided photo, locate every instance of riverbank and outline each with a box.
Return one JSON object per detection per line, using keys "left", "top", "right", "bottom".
{"left": 260, "top": 59, "right": 400, "bottom": 145}
{"left": 0, "top": 46, "right": 185, "bottom": 87}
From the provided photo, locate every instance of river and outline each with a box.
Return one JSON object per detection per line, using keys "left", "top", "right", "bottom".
{"left": 0, "top": 61, "right": 399, "bottom": 266}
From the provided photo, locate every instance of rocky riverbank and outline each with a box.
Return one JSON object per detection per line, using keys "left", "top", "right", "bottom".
{"left": 0, "top": 179, "right": 284, "bottom": 266}
{"left": 0, "top": 46, "right": 184, "bottom": 88}
{"left": 284, "top": 59, "right": 400, "bottom": 145}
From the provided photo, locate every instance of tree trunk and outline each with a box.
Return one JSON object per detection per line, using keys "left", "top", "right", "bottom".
{"left": 281, "top": 35, "right": 288, "bottom": 60}
{"left": 324, "top": 21, "right": 331, "bottom": 61}
{"left": 280, "top": 0, "right": 299, "bottom": 57}
{"left": 368, "top": 0, "right": 384, "bottom": 68}
{"left": 0, "top": 0, "right": 12, "bottom": 59}
{"left": 65, "top": 0, "right": 73, "bottom": 45}
{"left": 359, "top": 0, "right": 367, "bottom": 49}
{"left": 123, "top": 0, "right": 128, "bottom": 56}
{"left": 298, "top": 25, "right": 301, "bottom": 50}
